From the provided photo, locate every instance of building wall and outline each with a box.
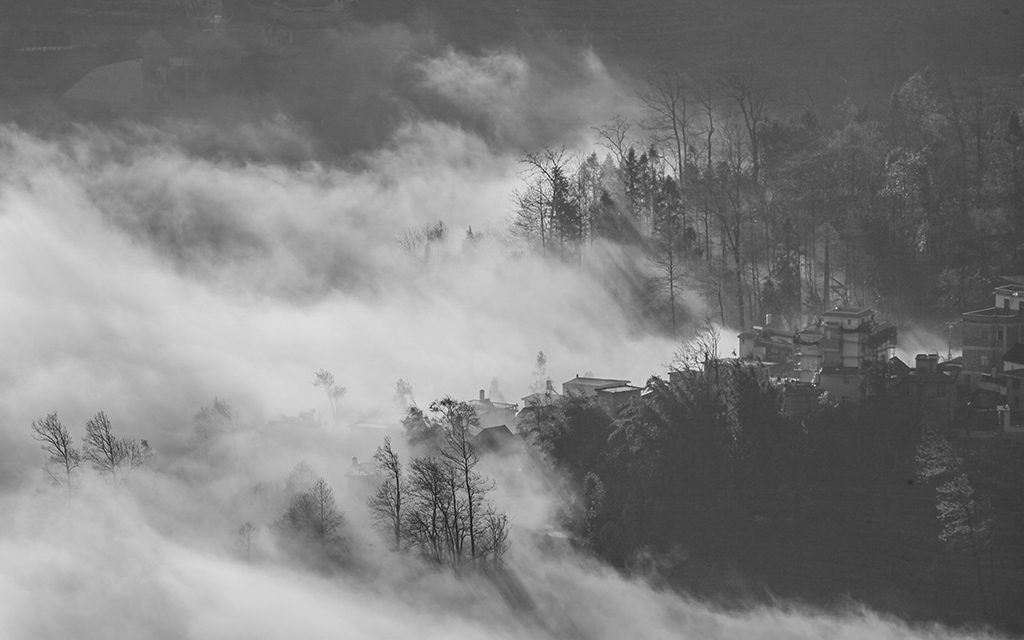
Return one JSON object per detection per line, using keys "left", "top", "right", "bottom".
{"left": 962, "top": 319, "right": 1024, "bottom": 374}
{"left": 994, "top": 293, "right": 1024, "bottom": 312}
{"left": 819, "top": 372, "right": 861, "bottom": 403}
{"left": 1007, "top": 377, "right": 1024, "bottom": 410}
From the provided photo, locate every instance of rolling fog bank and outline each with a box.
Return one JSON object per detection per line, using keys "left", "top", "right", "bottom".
{"left": 0, "top": 23, "right": 1014, "bottom": 640}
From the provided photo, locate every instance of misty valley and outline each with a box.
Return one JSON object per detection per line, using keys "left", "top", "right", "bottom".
{"left": 2, "top": 0, "right": 1024, "bottom": 638}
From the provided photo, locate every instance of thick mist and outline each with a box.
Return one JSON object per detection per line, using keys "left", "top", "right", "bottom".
{"left": 0, "top": 31, "right": 1003, "bottom": 640}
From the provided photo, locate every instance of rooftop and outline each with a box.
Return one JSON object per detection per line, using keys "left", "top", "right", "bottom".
{"left": 596, "top": 385, "right": 643, "bottom": 394}
{"left": 995, "top": 284, "right": 1024, "bottom": 296}
{"left": 1004, "top": 343, "right": 1024, "bottom": 365}
{"left": 564, "top": 376, "right": 631, "bottom": 389}
{"left": 822, "top": 306, "right": 874, "bottom": 318}
{"left": 962, "top": 307, "right": 1024, "bottom": 319}
{"left": 136, "top": 30, "right": 173, "bottom": 49}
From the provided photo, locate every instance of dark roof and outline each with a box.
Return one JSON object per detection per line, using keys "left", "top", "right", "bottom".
{"left": 470, "top": 425, "right": 517, "bottom": 454}
{"left": 889, "top": 356, "right": 911, "bottom": 377}
{"left": 136, "top": 30, "right": 172, "bottom": 49}
{"left": 61, "top": 59, "right": 143, "bottom": 111}
{"left": 1003, "top": 343, "right": 1024, "bottom": 365}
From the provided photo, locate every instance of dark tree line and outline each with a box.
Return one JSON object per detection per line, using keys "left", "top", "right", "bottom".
{"left": 510, "top": 63, "right": 1024, "bottom": 332}
{"left": 522, "top": 347, "right": 1022, "bottom": 625}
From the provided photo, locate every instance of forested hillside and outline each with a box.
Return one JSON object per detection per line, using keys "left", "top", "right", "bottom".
{"left": 506, "top": 65, "right": 1024, "bottom": 332}
{"left": 523, "top": 359, "right": 1024, "bottom": 631}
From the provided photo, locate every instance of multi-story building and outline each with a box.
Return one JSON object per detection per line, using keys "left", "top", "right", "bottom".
{"left": 791, "top": 306, "right": 897, "bottom": 402}
{"left": 737, "top": 325, "right": 795, "bottom": 371}
{"left": 961, "top": 283, "right": 1024, "bottom": 388}
{"left": 562, "top": 376, "right": 642, "bottom": 414}
{"left": 467, "top": 389, "right": 519, "bottom": 431}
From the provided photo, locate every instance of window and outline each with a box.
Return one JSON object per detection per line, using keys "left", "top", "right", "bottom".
{"left": 1014, "top": 378, "right": 1021, "bottom": 390}
{"left": 981, "top": 355, "right": 989, "bottom": 366}
{"left": 998, "top": 327, "right": 1005, "bottom": 342}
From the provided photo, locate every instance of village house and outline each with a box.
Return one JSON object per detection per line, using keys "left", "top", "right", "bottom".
{"left": 888, "top": 354, "right": 959, "bottom": 429}
{"left": 961, "top": 280, "right": 1024, "bottom": 394}
{"left": 562, "top": 376, "right": 642, "bottom": 414}
{"left": 792, "top": 306, "right": 897, "bottom": 403}
{"left": 520, "top": 380, "right": 560, "bottom": 410}
{"left": 345, "top": 456, "right": 382, "bottom": 494}
{"left": 737, "top": 318, "right": 796, "bottom": 374}
{"left": 467, "top": 389, "right": 519, "bottom": 432}
{"left": 469, "top": 425, "right": 521, "bottom": 456}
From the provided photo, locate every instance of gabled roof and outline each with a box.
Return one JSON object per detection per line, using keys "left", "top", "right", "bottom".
{"left": 889, "top": 356, "right": 910, "bottom": 377}
{"left": 1003, "top": 343, "right": 1024, "bottom": 365}
{"left": 136, "top": 30, "right": 172, "bottom": 49}
{"left": 470, "top": 425, "right": 517, "bottom": 454}
{"left": 61, "top": 59, "right": 143, "bottom": 111}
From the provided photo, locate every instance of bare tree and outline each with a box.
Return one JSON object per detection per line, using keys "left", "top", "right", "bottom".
{"left": 434, "top": 396, "right": 493, "bottom": 565}
{"left": 368, "top": 437, "right": 404, "bottom": 551}
{"left": 650, "top": 176, "right": 689, "bottom": 335}
{"left": 81, "top": 413, "right": 152, "bottom": 486}
{"left": 593, "top": 115, "right": 635, "bottom": 170}
{"left": 719, "top": 62, "right": 772, "bottom": 185}
{"left": 403, "top": 456, "right": 447, "bottom": 565}
{"left": 639, "top": 67, "right": 694, "bottom": 181}
{"left": 279, "top": 476, "right": 347, "bottom": 567}
{"left": 673, "top": 316, "right": 722, "bottom": 372}
{"left": 512, "top": 147, "right": 581, "bottom": 259}
{"left": 312, "top": 369, "right": 346, "bottom": 419}
{"left": 237, "top": 521, "right": 259, "bottom": 562}
{"left": 193, "top": 398, "right": 235, "bottom": 460}
{"left": 399, "top": 221, "right": 449, "bottom": 262}
{"left": 479, "top": 510, "right": 511, "bottom": 564}
{"left": 31, "top": 412, "right": 80, "bottom": 493}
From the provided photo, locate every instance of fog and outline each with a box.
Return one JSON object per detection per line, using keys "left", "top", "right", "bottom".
{"left": 0, "top": 26, "right": 1003, "bottom": 640}
{"left": 0, "top": 480, "right": 997, "bottom": 640}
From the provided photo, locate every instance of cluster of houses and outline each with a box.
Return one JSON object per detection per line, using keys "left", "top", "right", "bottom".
{"left": 342, "top": 278, "right": 1024, "bottom": 497}
{"left": 734, "top": 277, "right": 1024, "bottom": 435}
